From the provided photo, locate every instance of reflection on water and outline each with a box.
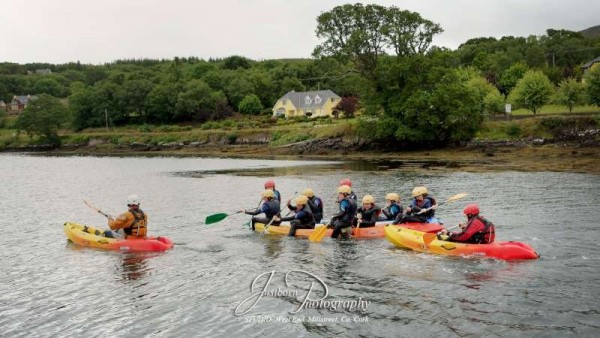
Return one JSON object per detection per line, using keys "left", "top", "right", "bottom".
{"left": 0, "top": 154, "right": 599, "bottom": 337}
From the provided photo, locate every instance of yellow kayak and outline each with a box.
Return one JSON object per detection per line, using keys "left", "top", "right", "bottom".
{"left": 64, "top": 222, "right": 173, "bottom": 252}
{"left": 384, "top": 225, "right": 539, "bottom": 260}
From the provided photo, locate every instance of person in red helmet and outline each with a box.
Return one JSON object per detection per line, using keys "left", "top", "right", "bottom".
{"left": 338, "top": 178, "right": 357, "bottom": 201}
{"left": 264, "top": 180, "right": 281, "bottom": 201}
{"left": 440, "top": 204, "right": 496, "bottom": 244}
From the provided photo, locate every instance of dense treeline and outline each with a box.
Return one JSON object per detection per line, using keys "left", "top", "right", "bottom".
{"left": 1, "top": 3, "right": 600, "bottom": 146}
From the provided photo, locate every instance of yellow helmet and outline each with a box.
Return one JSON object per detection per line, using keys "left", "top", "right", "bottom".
{"left": 302, "top": 188, "right": 314, "bottom": 198}
{"left": 261, "top": 189, "right": 275, "bottom": 198}
{"left": 362, "top": 194, "right": 375, "bottom": 204}
{"left": 337, "top": 185, "right": 352, "bottom": 194}
{"left": 386, "top": 193, "right": 400, "bottom": 202}
{"left": 412, "top": 186, "right": 428, "bottom": 197}
{"left": 296, "top": 195, "right": 308, "bottom": 205}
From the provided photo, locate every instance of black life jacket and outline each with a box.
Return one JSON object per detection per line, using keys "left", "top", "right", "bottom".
{"left": 340, "top": 197, "right": 358, "bottom": 223}
{"left": 125, "top": 209, "right": 147, "bottom": 237}
{"left": 296, "top": 208, "right": 316, "bottom": 226}
{"left": 307, "top": 196, "right": 323, "bottom": 221}
{"left": 264, "top": 200, "right": 280, "bottom": 219}
{"left": 469, "top": 216, "right": 496, "bottom": 244}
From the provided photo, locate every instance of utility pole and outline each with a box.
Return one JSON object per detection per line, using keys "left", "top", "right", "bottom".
{"left": 104, "top": 108, "right": 109, "bottom": 131}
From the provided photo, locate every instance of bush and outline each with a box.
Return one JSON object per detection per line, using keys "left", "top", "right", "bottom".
{"left": 505, "top": 124, "right": 521, "bottom": 137}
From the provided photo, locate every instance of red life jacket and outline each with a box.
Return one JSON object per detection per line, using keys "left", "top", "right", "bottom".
{"left": 470, "top": 216, "right": 495, "bottom": 244}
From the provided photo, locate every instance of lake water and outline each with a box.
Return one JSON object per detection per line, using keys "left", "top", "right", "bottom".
{"left": 0, "top": 154, "right": 598, "bottom": 337}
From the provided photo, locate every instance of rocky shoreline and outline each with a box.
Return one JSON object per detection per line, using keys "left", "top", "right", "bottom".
{"left": 2, "top": 135, "right": 599, "bottom": 173}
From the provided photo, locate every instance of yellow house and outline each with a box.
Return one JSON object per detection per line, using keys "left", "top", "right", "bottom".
{"left": 582, "top": 56, "right": 600, "bottom": 83}
{"left": 272, "top": 90, "right": 341, "bottom": 118}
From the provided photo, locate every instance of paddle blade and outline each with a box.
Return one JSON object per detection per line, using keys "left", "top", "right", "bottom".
{"left": 309, "top": 225, "right": 328, "bottom": 243}
{"left": 446, "top": 193, "right": 468, "bottom": 204}
{"left": 423, "top": 232, "right": 438, "bottom": 245}
{"left": 205, "top": 213, "right": 229, "bottom": 225}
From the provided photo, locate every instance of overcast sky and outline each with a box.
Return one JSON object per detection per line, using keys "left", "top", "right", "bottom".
{"left": 1, "top": 0, "right": 598, "bottom": 64}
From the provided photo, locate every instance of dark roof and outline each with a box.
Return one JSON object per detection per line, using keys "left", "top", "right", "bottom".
{"left": 278, "top": 90, "right": 341, "bottom": 109}
{"left": 14, "top": 95, "right": 38, "bottom": 104}
{"left": 582, "top": 56, "right": 600, "bottom": 69}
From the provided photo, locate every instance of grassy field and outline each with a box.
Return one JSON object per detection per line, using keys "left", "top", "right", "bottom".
{"left": 1, "top": 110, "right": 598, "bottom": 149}
{"left": 510, "top": 104, "right": 600, "bottom": 116}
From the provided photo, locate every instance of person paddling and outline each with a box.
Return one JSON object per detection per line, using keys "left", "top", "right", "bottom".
{"left": 301, "top": 188, "right": 323, "bottom": 223}
{"left": 328, "top": 185, "right": 358, "bottom": 238}
{"left": 439, "top": 204, "right": 496, "bottom": 244}
{"left": 393, "top": 186, "right": 437, "bottom": 224}
{"left": 104, "top": 195, "right": 147, "bottom": 239}
{"left": 339, "top": 178, "right": 357, "bottom": 201}
{"left": 354, "top": 195, "right": 380, "bottom": 228}
{"left": 379, "top": 193, "right": 403, "bottom": 221}
{"left": 264, "top": 180, "right": 281, "bottom": 201}
{"left": 273, "top": 195, "right": 315, "bottom": 236}
{"left": 241, "top": 190, "right": 280, "bottom": 230}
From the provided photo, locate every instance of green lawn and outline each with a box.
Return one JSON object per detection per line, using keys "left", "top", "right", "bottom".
{"left": 510, "top": 104, "right": 600, "bottom": 116}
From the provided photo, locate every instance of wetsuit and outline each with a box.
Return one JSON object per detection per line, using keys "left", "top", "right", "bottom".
{"left": 380, "top": 202, "right": 402, "bottom": 221}
{"left": 329, "top": 197, "right": 357, "bottom": 238}
{"left": 355, "top": 206, "right": 380, "bottom": 228}
{"left": 280, "top": 207, "right": 315, "bottom": 236}
{"left": 245, "top": 199, "right": 280, "bottom": 230}
{"left": 306, "top": 196, "right": 323, "bottom": 223}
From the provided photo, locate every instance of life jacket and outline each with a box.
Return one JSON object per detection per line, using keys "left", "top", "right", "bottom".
{"left": 340, "top": 197, "right": 358, "bottom": 223}
{"left": 264, "top": 200, "right": 281, "bottom": 219}
{"left": 296, "top": 208, "right": 316, "bottom": 226}
{"left": 469, "top": 216, "right": 496, "bottom": 244}
{"left": 411, "top": 196, "right": 436, "bottom": 218}
{"left": 307, "top": 196, "right": 323, "bottom": 221}
{"left": 382, "top": 203, "right": 402, "bottom": 220}
{"left": 273, "top": 189, "right": 281, "bottom": 201}
{"left": 125, "top": 209, "right": 147, "bottom": 238}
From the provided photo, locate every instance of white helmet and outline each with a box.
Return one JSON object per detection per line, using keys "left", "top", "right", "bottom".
{"left": 127, "top": 194, "right": 140, "bottom": 206}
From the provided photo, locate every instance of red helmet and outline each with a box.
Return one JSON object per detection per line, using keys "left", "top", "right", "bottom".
{"left": 339, "top": 178, "right": 352, "bottom": 187}
{"left": 463, "top": 204, "right": 480, "bottom": 216}
{"left": 264, "top": 180, "right": 275, "bottom": 189}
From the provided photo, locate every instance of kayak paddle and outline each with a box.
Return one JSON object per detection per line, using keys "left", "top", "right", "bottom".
{"left": 417, "top": 193, "right": 468, "bottom": 215}
{"left": 84, "top": 200, "right": 112, "bottom": 219}
{"left": 205, "top": 211, "right": 242, "bottom": 225}
{"left": 308, "top": 222, "right": 329, "bottom": 242}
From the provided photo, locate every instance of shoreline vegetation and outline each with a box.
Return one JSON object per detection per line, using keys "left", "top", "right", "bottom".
{"left": 2, "top": 113, "right": 599, "bottom": 174}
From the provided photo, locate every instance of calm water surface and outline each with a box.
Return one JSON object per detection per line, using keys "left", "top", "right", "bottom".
{"left": 0, "top": 154, "right": 598, "bottom": 337}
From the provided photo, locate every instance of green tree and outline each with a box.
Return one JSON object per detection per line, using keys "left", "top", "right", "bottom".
{"left": 33, "top": 77, "right": 69, "bottom": 97}
{"left": 145, "top": 82, "right": 181, "bottom": 123}
{"left": 15, "top": 94, "right": 69, "bottom": 145}
{"left": 585, "top": 67, "right": 600, "bottom": 107}
{"left": 556, "top": 78, "right": 584, "bottom": 113}
{"left": 384, "top": 7, "right": 443, "bottom": 57}
{"left": 466, "top": 76, "right": 504, "bottom": 115}
{"left": 175, "top": 80, "right": 217, "bottom": 120}
{"left": 498, "top": 62, "right": 528, "bottom": 95}
{"left": 509, "top": 70, "right": 554, "bottom": 114}
{"left": 238, "top": 94, "right": 263, "bottom": 115}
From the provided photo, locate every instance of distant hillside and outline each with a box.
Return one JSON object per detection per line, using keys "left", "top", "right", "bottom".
{"left": 580, "top": 25, "right": 600, "bottom": 38}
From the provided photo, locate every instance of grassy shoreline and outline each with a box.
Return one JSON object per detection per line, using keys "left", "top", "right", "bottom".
{"left": 2, "top": 113, "right": 599, "bottom": 173}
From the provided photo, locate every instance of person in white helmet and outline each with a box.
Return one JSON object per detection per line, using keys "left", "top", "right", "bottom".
{"left": 104, "top": 195, "right": 148, "bottom": 239}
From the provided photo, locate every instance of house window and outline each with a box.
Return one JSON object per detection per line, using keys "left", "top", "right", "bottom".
{"left": 314, "top": 95, "right": 322, "bottom": 104}
{"left": 305, "top": 96, "right": 312, "bottom": 105}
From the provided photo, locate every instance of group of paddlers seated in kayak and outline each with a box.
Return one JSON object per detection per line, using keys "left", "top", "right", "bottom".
{"left": 242, "top": 179, "right": 495, "bottom": 244}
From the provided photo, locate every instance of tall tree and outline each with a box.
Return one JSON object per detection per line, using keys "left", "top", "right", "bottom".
{"left": 585, "top": 67, "right": 600, "bottom": 107}
{"left": 556, "top": 78, "right": 584, "bottom": 113}
{"left": 509, "top": 70, "right": 554, "bottom": 114}
{"left": 15, "top": 94, "right": 69, "bottom": 145}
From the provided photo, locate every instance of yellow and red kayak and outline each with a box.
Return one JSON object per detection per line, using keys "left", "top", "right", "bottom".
{"left": 384, "top": 225, "right": 539, "bottom": 260}
{"left": 254, "top": 221, "right": 443, "bottom": 239}
{"left": 64, "top": 222, "right": 174, "bottom": 252}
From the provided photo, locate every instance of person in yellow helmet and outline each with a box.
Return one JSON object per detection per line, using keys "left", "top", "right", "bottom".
{"left": 393, "top": 186, "right": 437, "bottom": 224}
{"left": 273, "top": 195, "right": 315, "bottom": 236}
{"left": 354, "top": 194, "right": 380, "bottom": 228}
{"left": 104, "top": 195, "right": 147, "bottom": 238}
{"left": 293, "top": 188, "right": 323, "bottom": 223}
{"left": 240, "top": 189, "right": 281, "bottom": 230}
{"left": 379, "top": 193, "right": 403, "bottom": 221}
{"left": 327, "top": 185, "right": 358, "bottom": 238}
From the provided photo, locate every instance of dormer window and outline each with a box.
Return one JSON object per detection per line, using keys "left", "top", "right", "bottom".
{"left": 305, "top": 96, "right": 312, "bottom": 105}
{"left": 314, "top": 95, "right": 322, "bottom": 104}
